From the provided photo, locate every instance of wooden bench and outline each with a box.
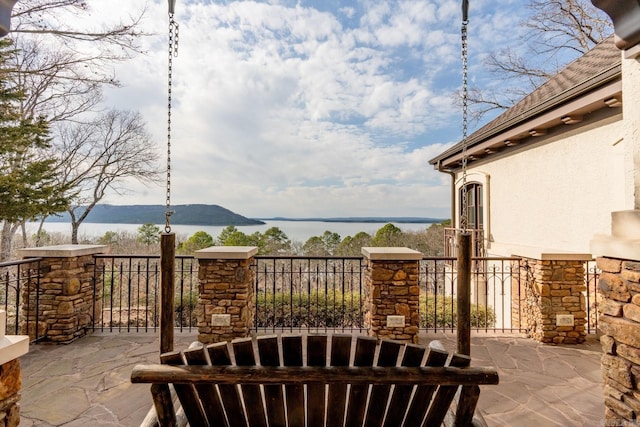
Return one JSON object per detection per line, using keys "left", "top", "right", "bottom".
{"left": 131, "top": 334, "right": 499, "bottom": 427}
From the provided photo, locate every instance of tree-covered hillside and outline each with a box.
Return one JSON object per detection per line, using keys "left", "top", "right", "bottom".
{"left": 46, "top": 204, "right": 264, "bottom": 226}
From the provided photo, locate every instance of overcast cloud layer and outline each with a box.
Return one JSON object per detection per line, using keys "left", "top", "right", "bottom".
{"left": 88, "top": 0, "right": 526, "bottom": 218}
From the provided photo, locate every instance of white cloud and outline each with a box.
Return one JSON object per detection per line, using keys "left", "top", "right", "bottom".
{"left": 86, "top": 0, "right": 521, "bottom": 218}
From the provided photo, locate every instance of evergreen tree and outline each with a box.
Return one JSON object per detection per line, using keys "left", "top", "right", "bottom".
{"left": 137, "top": 223, "right": 161, "bottom": 247}
{"left": 262, "top": 227, "right": 291, "bottom": 254}
{"left": 371, "top": 223, "right": 403, "bottom": 247}
{"left": 0, "top": 39, "right": 69, "bottom": 260}
{"left": 178, "top": 231, "right": 214, "bottom": 255}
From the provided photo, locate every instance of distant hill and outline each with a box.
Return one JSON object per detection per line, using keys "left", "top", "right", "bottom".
{"left": 46, "top": 204, "right": 264, "bottom": 226}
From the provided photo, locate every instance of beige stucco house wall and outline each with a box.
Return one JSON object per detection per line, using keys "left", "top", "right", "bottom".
{"left": 463, "top": 112, "right": 626, "bottom": 257}
{"left": 430, "top": 34, "right": 635, "bottom": 259}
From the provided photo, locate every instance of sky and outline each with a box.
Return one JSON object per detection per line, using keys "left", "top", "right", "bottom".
{"left": 84, "top": 0, "right": 528, "bottom": 219}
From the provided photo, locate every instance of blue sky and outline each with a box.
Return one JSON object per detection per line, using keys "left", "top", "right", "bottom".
{"left": 90, "top": 0, "right": 528, "bottom": 218}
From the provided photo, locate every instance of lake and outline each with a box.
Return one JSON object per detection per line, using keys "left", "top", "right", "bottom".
{"left": 29, "top": 220, "right": 435, "bottom": 243}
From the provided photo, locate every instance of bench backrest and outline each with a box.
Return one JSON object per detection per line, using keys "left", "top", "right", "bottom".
{"left": 131, "top": 334, "right": 499, "bottom": 427}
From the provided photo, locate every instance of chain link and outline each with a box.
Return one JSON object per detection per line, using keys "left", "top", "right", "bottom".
{"left": 165, "top": 15, "right": 179, "bottom": 233}
{"left": 460, "top": 18, "right": 469, "bottom": 232}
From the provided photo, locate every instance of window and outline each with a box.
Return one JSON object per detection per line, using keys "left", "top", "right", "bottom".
{"left": 459, "top": 182, "right": 483, "bottom": 230}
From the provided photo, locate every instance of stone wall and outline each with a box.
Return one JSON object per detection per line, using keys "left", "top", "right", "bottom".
{"left": 0, "top": 359, "right": 20, "bottom": 427}
{"left": 195, "top": 247, "right": 257, "bottom": 344}
{"left": 514, "top": 257, "right": 587, "bottom": 344}
{"left": 362, "top": 248, "right": 421, "bottom": 344}
{"left": 19, "top": 245, "right": 106, "bottom": 343}
{"left": 597, "top": 257, "right": 640, "bottom": 423}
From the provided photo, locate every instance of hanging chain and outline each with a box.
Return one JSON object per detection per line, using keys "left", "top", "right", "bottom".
{"left": 165, "top": 14, "right": 179, "bottom": 233}
{"left": 460, "top": 12, "right": 470, "bottom": 233}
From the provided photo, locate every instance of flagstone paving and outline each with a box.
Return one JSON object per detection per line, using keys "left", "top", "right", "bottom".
{"left": 18, "top": 331, "right": 604, "bottom": 426}
{"left": 429, "top": 333, "right": 604, "bottom": 427}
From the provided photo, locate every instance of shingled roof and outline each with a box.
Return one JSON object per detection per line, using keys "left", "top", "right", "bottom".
{"left": 430, "top": 35, "right": 621, "bottom": 167}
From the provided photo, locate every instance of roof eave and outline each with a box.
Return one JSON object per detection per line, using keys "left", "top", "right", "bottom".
{"left": 429, "top": 64, "right": 622, "bottom": 170}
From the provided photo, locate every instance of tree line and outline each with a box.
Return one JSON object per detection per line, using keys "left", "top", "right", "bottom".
{"left": 31, "top": 221, "right": 450, "bottom": 257}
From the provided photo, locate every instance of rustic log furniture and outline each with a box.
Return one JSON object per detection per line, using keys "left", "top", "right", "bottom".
{"left": 131, "top": 334, "right": 499, "bottom": 427}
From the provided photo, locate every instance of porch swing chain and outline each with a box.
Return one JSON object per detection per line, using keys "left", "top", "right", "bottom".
{"left": 460, "top": 1, "right": 470, "bottom": 233}
{"left": 165, "top": 11, "right": 179, "bottom": 233}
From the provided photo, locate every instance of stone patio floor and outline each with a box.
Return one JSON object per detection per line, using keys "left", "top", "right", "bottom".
{"left": 18, "top": 331, "right": 605, "bottom": 426}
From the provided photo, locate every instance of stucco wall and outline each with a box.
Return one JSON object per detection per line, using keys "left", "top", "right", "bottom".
{"left": 459, "top": 110, "right": 627, "bottom": 256}
{"left": 624, "top": 54, "right": 640, "bottom": 208}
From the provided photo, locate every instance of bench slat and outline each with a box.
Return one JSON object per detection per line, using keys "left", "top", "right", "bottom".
{"left": 423, "top": 353, "right": 471, "bottom": 426}
{"left": 207, "top": 342, "right": 247, "bottom": 427}
{"left": 400, "top": 343, "right": 450, "bottom": 426}
{"left": 233, "top": 338, "right": 267, "bottom": 427}
{"left": 364, "top": 340, "right": 404, "bottom": 427}
{"left": 345, "top": 336, "right": 378, "bottom": 426}
{"left": 455, "top": 384, "right": 481, "bottom": 426}
{"left": 307, "top": 335, "right": 328, "bottom": 427}
{"left": 150, "top": 383, "right": 177, "bottom": 427}
{"left": 160, "top": 352, "right": 208, "bottom": 427}
{"left": 381, "top": 343, "right": 428, "bottom": 427}
{"left": 327, "top": 334, "right": 354, "bottom": 425}
{"left": 282, "top": 335, "right": 305, "bottom": 427}
{"left": 182, "top": 346, "right": 228, "bottom": 426}
{"left": 257, "top": 336, "right": 287, "bottom": 427}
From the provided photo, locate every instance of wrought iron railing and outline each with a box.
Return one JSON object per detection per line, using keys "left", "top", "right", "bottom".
{"left": 2, "top": 253, "right": 599, "bottom": 339}
{"left": 585, "top": 259, "right": 600, "bottom": 334}
{"left": 252, "top": 256, "right": 365, "bottom": 334}
{"left": 418, "top": 257, "right": 522, "bottom": 333}
{"left": 0, "top": 257, "right": 43, "bottom": 341}
{"left": 92, "top": 255, "right": 198, "bottom": 333}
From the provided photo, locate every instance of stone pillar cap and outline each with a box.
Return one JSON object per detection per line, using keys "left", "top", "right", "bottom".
{"left": 0, "top": 310, "right": 29, "bottom": 364}
{"left": 590, "top": 210, "right": 640, "bottom": 261}
{"left": 361, "top": 247, "right": 423, "bottom": 260}
{"left": 19, "top": 244, "right": 108, "bottom": 258}
{"left": 195, "top": 246, "right": 259, "bottom": 260}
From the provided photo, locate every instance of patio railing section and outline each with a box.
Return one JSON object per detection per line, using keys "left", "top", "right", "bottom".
{"left": 0, "top": 258, "right": 42, "bottom": 340}
{"left": 92, "top": 255, "right": 198, "bottom": 333}
{"left": 2, "top": 253, "right": 600, "bottom": 339}
{"left": 419, "top": 257, "right": 522, "bottom": 333}
{"left": 252, "top": 256, "right": 365, "bottom": 334}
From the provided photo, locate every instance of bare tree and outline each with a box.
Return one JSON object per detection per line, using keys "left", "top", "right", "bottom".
{"left": 465, "top": 0, "right": 612, "bottom": 122}
{"left": 0, "top": 1, "right": 150, "bottom": 254}
{"left": 8, "top": 1, "right": 148, "bottom": 121}
{"left": 52, "top": 110, "right": 161, "bottom": 244}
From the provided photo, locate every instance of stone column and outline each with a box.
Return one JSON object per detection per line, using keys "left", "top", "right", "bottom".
{"left": 194, "top": 246, "right": 258, "bottom": 344}
{"left": 18, "top": 245, "right": 107, "bottom": 343}
{"left": 592, "top": 211, "right": 640, "bottom": 423}
{"left": 0, "top": 359, "right": 21, "bottom": 427}
{"left": 362, "top": 247, "right": 422, "bottom": 344}
{"left": 587, "top": 4, "right": 640, "bottom": 423}
{"left": 0, "top": 310, "right": 29, "bottom": 427}
{"left": 513, "top": 254, "right": 589, "bottom": 344}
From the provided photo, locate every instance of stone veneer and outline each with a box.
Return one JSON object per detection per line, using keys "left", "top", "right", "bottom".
{"left": 513, "top": 256, "right": 588, "bottom": 344}
{"left": 361, "top": 247, "right": 421, "bottom": 344}
{"left": 195, "top": 246, "right": 257, "bottom": 344}
{"left": 597, "top": 257, "right": 640, "bottom": 423}
{"left": 0, "top": 359, "right": 20, "bottom": 427}
{"left": 0, "top": 309, "right": 28, "bottom": 427}
{"left": 18, "top": 245, "right": 106, "bottom": 343}
{"left": 592, "top": 210, "right": 640, "bottom": 423}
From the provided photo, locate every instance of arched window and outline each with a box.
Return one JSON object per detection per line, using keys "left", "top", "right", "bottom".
{"left": 459, "top": 182, "right": 483, "bottom": 230}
